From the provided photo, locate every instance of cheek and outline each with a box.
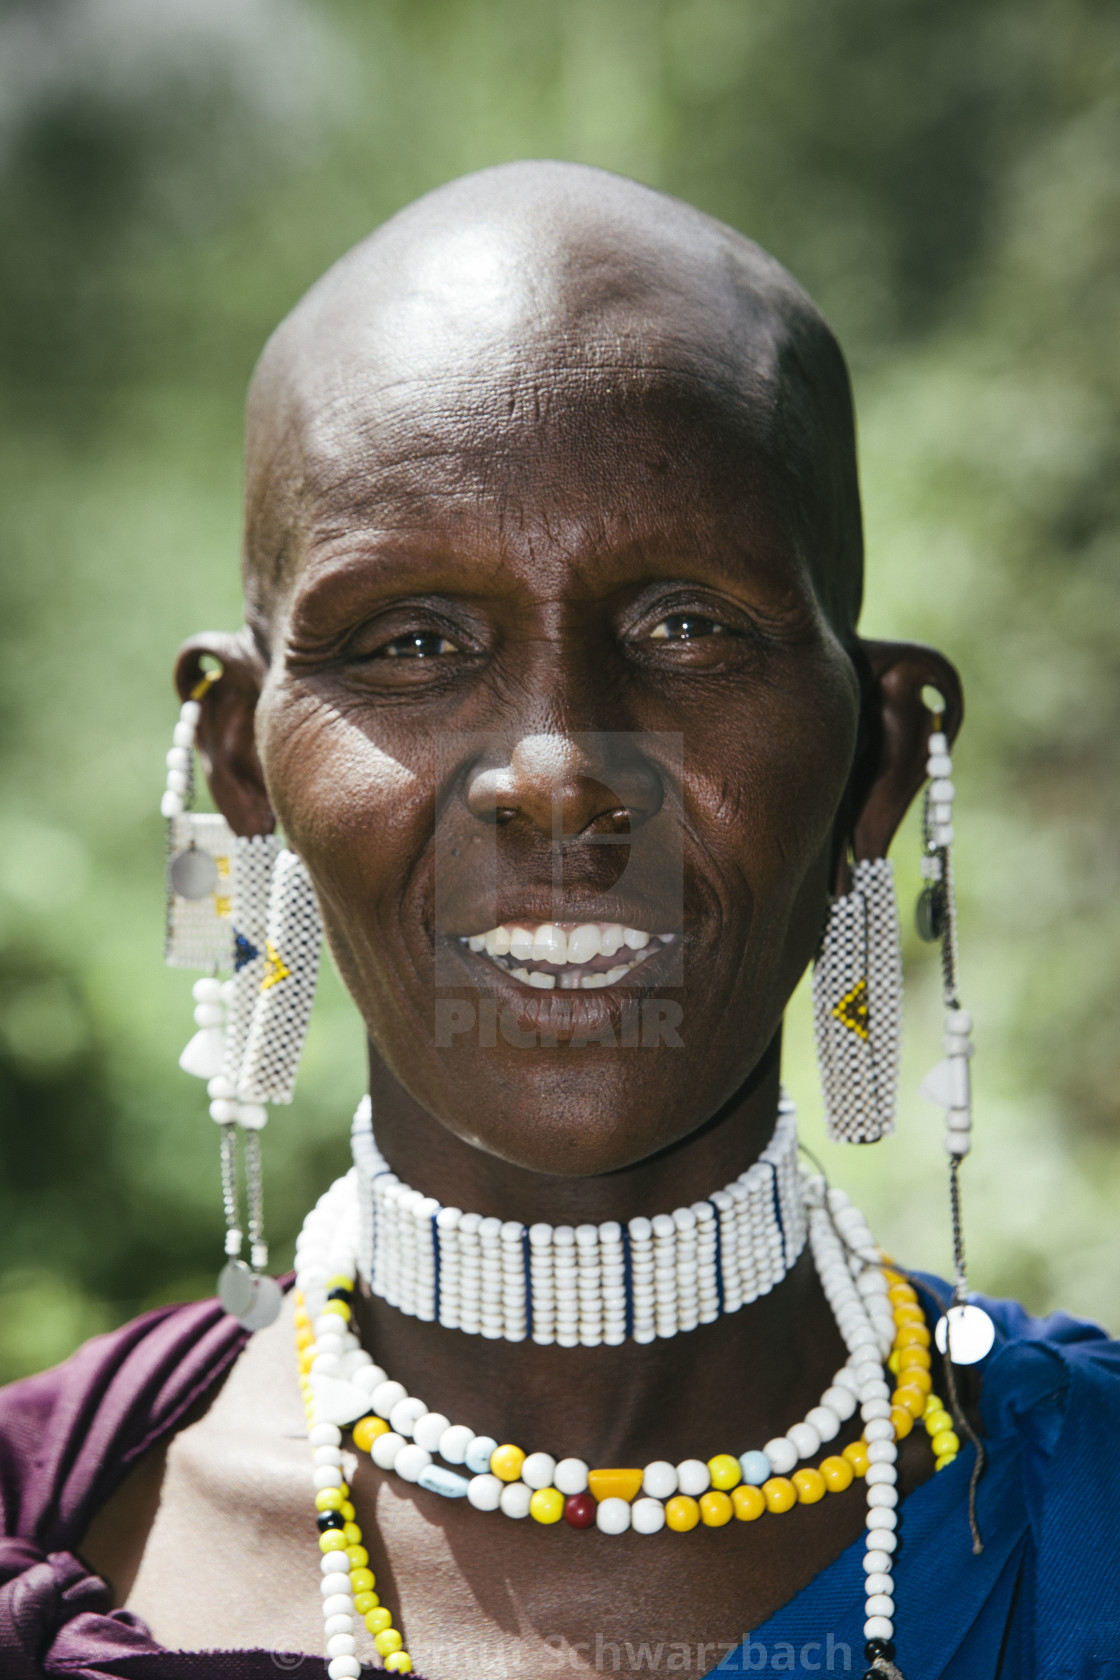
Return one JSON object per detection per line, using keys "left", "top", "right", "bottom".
{"left": 254, "top": 684, "right": 427, "bottom": 957}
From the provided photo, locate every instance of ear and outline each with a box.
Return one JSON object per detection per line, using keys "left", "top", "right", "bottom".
{"left": 174, "top": 631, "right": 275, "bottom": 838}
{"left": 843, "top": 639, "right": 963, "bottom": 872}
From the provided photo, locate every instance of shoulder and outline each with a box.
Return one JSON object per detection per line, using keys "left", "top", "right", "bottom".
{"left": 0, "top": 1296, "right": 247, "bottom": 1553}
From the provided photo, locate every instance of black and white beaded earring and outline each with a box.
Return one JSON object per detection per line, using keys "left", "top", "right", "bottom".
{"left": 813, "top": 856, "right": 904, "bottom": 1144}
{"left": 161, "top": 673, "right": 323, "bottom": 1331}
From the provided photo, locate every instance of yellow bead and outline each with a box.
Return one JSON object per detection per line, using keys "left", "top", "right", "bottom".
{"left": 819, "top": 1455, "right": 854, "bottom": 1494}
{"left": 897, "top": 1323, "right": 931, "bottom": 1349}
{"left": 299, "top": 1351, "right": 315, "bottom": 1375}
{"left": 732, "top": 1484, "right": 765, "bottom": 1521}
{"left": 347, "top": 1545, "right": 368, "bottom": 1568}
{"left": 900, "top": 1345, "right": 931, "bottom": 1371}
{"left": 792, "top": 1468, "right": 826, "bottom": 1505}
{"left": 699, "top": 1490, "right": 734, "bottom": 1527}
{"left": 665, "top": 1495, "right": 700, "bottom": 1532}
{"left": 351, "top": 1567, "right": 375, "bottom": 1594}
{"left": 888, "top": 1283, "right": 918, "bottom": 1306}
{"left": 353, "top": 1415, "right": 389, "bottom": 1453}
{"left": 931, "top": 1429, "right": 960, "bottom": 1457}
{"left": 762, "top": 1477, "right": 796, "bottom": 1513}
{"left": 326, "top": 1273, "right": 354, "bottom": 1290}
{"left": 887, "top": 1351, "right": 901, "bottom": 1375}
{"left": 319, "top": 1531, "right": 347, "bottom": 1553}
{"left": 587, "top": 1468, "right": 644, "bottom": 1503}
{"left": 529, "top": 1487, "right": 564, "bottom": 1524}
{"left": 924, "top": 1391, "right": 944, "bottom": 1417}
{"left": 490, "top": 1444, "right": 526, "bottom": 1483}
{"left": 365, "top": 1607, "right": 392, "bottom": 1634}
{"left": 341, "top": 1501, "right": 356, "bottom": 1521}
{"left": 321, "top": 1299, "right": 351, "bottom": 1321}
{"left": 707, "top": 1454, "right": 741, "bottom": 1492}
{"left": 341, "top": 1522, "right": 361, "bottom": 1546}
{"left": 315, "top": 1488, "right": 344, "bottom": 1512}
{"left": 893, "top": 1304, "right": 926, "bottom": 1327}
{"left": 842, "top": 1441, "right": 869, "bottom": 1477}
{"left": 385, "top": 1656, "right": 413, "bottom": 1675}
{"left": 890, "top": 1406, "right": 914, "bottom": 1440}
{"left": 893, "top": 1385, "right": 927, "bottom": 1419}
{"left": 901, "top": 1366, "right": 933, "bottom": 1395}
{"left": 935, "top": 1452, "right": 958, "bottom": 1472}
{"left": 375, "top": 1628, "right": 403, "bottom": 1656}
{"left": 294, "top": 1289, "right": 306, "bottom": 1307}
{"left": 295, "top": 1328, "right": 313, "bottom": 1350}
{"left": 926, "top": 1409, "right": 954, "bottom": 1437}
{"left": 353, "top": 1591, "right": 379, "bottom": 1615}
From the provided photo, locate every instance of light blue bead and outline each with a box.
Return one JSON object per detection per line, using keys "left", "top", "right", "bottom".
{"left": 464, "top": 1434, "right": 499, "bottom": 1475}
{"left": 739, "top": 1450, "right": 771, "bottom": 1486}
{"left": 418, "top": 1465, "right": 470, "bottom": 1499}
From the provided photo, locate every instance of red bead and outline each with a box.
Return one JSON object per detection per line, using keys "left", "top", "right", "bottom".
{"left": 563, "top": 1493, "right": 596, "bottom": 1528}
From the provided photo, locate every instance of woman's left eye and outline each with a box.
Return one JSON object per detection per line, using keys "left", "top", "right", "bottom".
{"left": 378, "top": 632, "right": 461, "bottom": 658}
{"left": 648, "top": 613, "right": 727, "bottom": 641}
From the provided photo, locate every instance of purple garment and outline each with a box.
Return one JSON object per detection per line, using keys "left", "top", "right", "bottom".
{"left": 0, "top": 1295, "right": 330, "bottom": 1678}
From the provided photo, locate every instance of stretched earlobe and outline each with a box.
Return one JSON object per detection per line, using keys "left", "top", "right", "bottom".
{"left": 846, "top": 639, "right": 964, "bottom": 869}
{"left": 174, "top": 631, "right": 275, "bottom": 838}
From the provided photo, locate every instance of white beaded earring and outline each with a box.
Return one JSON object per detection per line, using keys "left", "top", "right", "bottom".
{"left": 813, "top": 857, "right": 903, "bottom": 1144}
{"left": 161, "top": 672, "right": 323, "bottom": 1331}
{"left": 914, "top": 720, "right": 994, "bottom": 1365}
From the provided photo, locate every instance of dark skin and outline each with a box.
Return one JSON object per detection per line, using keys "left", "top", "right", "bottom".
{"left": 82, "top": 165, "right": 962, "bottom": 1674}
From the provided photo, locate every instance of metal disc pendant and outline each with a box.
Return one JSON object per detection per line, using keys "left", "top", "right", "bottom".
{"left": 935, "top": 1302, "right": 996, "bottom": 1365}
{"left": 238, "top": 1273, "right": 283, "bottom": 1331}
{"left": 170, "top": 846, "right": 219, "bottom": 900}
{"left": 915, "top": 886, "right": 943, "bottom": 943}
{"left": 217, "top": 1258, "right": 256, "bottom": 1318}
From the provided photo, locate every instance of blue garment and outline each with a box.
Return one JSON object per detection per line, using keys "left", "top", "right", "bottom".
{"left": 715, "top": 1282, "right": 1120, "bottom": 1678}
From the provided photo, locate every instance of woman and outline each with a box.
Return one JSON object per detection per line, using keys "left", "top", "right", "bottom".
{"left": 2, "top": 163, "right": 1117, "bottom": 1680}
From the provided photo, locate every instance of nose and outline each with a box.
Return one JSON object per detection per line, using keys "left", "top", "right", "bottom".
{"left": 466, "top": 734, "right": 663, "bottom": 837}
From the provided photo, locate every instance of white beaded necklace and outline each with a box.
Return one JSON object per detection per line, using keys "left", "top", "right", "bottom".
{"left": 295, "top": 1144, "right": 910, "bottom": 1678}
{"left": 350, "top": 1094, "right": 808, "bottom": 1345}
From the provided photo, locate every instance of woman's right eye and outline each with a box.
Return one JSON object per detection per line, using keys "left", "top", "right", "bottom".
{"left": 375, "top": 631, "right": 461, "bottom": 659}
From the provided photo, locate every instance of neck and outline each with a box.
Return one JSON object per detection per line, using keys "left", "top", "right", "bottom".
{"left": 351, "top": 1038, "right": 848, "bottom": 1464}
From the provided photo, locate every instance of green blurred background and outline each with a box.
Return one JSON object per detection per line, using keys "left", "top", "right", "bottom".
{"left": 1, "top": 0, "right": 1117, "bottom": 1382}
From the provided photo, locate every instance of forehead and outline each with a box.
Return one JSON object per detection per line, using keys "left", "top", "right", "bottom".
{"left": 245, "top": 176, "right": 860, "bottom": 627}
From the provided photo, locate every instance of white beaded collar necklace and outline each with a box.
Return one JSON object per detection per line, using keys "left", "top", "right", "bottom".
{"left": 350, "top": 1094, "right": 807, "bottom": 1346}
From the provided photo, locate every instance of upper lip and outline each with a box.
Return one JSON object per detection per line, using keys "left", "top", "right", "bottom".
{"left": 441, "top": 895, "right": 683, "bottom": 938}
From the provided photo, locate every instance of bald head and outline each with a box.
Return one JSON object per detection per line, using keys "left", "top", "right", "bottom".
{"left": 243, "top": 161, "right": 862, "bottom": 639}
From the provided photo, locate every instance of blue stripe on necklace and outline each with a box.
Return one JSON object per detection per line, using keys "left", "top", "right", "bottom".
{"left": 767, "top": 1160, "right": 787, "bottom": 1268}
{"left": 521, "top": 1227, "right": 533, "bottom": 1339}
{"left": 622, "top": 1224, "right": 634, "bottom": 1339}
{"left": 708, "top": 1199, "right": 725, "bottom": 1315}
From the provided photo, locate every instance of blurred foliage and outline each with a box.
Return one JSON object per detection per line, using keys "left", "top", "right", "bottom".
{"left": 0, "top": 0, "right": 1117, "bottom": 1381}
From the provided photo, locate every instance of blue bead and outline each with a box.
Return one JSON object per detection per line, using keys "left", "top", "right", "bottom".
{"left": 418, "top": 1465, "right": 470, "bottom": 1499}
{"left": 464, "top": 1434, "right": 499, "bottom": 1475}
{"left": 739, "top": 1450, "right": 771, "bottom": 1486}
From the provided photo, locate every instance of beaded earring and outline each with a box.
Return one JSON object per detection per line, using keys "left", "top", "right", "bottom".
{"left": 915, "top": 719, "right": 994, "bottom": 1365}
{"left": 161, "top": 672, "right": 324, "bottom": 1331}
{"left": 813, "top": 858, "right": 903, "bottom": 1144}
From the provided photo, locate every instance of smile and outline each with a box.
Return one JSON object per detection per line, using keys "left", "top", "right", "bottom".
{"left": 458, "top": 922, "right": 676, "bottom": 989}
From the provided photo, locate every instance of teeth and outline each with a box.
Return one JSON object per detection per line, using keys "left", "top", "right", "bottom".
{"left": 509, "top": 927, "right": 534, "bottom": 961}
{"left": 599, "top": 925, "right": 623, "bottom": 958}
{"left": 460, "top": 920, "right": 674, "bottom": 988}
{"left": 567, "top": 923, "right": 600, "bottom": 964}
{"left": 532, "top": 923, "right": 567, "bottom": 964}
